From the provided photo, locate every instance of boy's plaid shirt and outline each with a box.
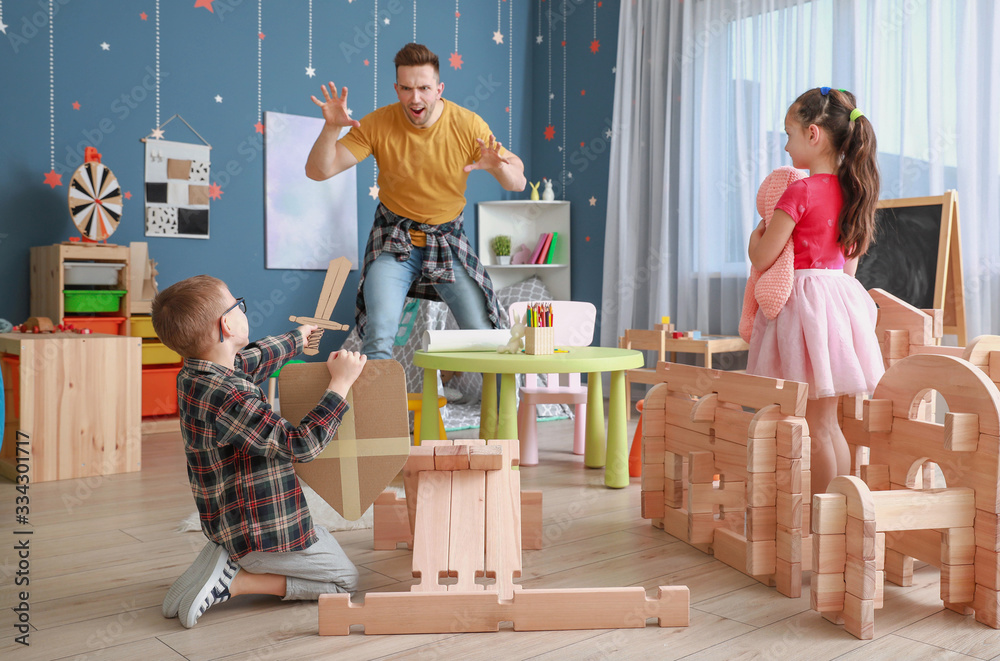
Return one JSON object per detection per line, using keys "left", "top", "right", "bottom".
{"left": 177, "top": 331, "right": 347, "bottom": 560}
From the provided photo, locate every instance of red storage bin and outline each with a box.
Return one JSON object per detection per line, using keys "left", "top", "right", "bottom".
{"left": 64, "top": 316, "right": 127, "bottom": 335}
{"left": 142, "top": 364, "right": 182, "bottom": 417}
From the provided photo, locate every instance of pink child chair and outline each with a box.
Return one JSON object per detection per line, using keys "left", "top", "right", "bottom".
{"left": 508, "top": 301, "right": 597, "bottom": 466}
{"left": 738, "top": 166, "right": 807, "bottom": 342}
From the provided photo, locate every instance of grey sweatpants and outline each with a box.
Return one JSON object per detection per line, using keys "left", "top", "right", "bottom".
{"left": 237, "top": 526, "right": 359, "bottom": 600}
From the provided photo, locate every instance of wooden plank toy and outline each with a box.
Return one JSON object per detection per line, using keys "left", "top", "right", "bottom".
{"left": 324, "top": 438, "right": 689, "bottom": 635}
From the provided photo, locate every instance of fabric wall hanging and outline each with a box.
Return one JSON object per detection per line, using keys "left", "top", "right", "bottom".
{"left": 142, "top": 115, "right": 212, "bottom": 239}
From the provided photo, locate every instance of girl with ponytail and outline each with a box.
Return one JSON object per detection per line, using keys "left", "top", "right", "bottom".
{"left": 746, "top": 87, "right": 884, "bottom": 496}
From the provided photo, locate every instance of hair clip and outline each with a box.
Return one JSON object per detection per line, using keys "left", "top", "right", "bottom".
{"left": 820, "top": 86, "right": 831, "bottom": 95}
{"left": 850, "top": 108, "right": 865, "bottom": 122}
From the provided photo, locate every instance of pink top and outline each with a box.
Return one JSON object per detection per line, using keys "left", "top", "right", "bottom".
{"left": 774, "top": 174, "right": 846, "bottom": 270}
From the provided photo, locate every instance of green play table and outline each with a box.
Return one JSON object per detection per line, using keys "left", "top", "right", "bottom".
{"left": 413, "top": 347, "right": 643, "bottom": 488}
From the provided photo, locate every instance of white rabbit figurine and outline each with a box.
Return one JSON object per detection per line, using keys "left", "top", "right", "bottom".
{"left": 498, "top": 313, "right": 526, "bottom": 353}
{"left": 541, "top": 178, "right": 555, "bottom": 201}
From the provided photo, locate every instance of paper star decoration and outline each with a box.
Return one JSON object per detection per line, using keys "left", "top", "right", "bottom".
{"left": 589, "top": 196, "right": 597, "bottom": 206}
{"left": 215, "top": 95, "right": 223, "bottom": 103}
{"left": 535, "top": 35, "right": 543, "bottom": 44}
{"left": 195, "top": 0, "right": 215, "bottom": 13}
{"left": 384, "top": 17, "right": 390, "bottom": 24}
{"left": 140, "top": 12, "right": 148, "bottom": 20}
{"left": 150, "top": 128, "right": 165, "bottom": 139}
{"left": 368, "top": 184, "right": 380, "bottom": 200}
{"left": 72, "top": 101, "right": 81, "bottom": 110}
{"left": 449, "top": 52, "right": 463, "bottom": 70}
{"left": 208, "top": 183, "right": 223, "bottom": 200}
{"left": 605, "top": 128, "right": 613, "bottom": 139}
{"left": 305, "top": 66, "right": 316, "bottom": 78}
{"left": 43, "top": 170, "right": 63, "bottom": 188}
{"left": 254, "top": 121, "right": 265, "bottom": 134}
{"left": 493, "top": 31, "right": 504, "bottom": 45}
{"left": 0, "top": 20, "right": 8, "bottom": 35}
{"left": 124, "top": 191, "right": 133, "bottom": 200}
{"left": 100, "top": 42, "right": 110, "bottom": 51}
{"left": 544, "top": 125, "right": 555, "bottom": 141}
{"left": 258, "top": 32, "right": 265, "bottom": 39}
{"left": 363, "top": 59, "right": 370, "bottom": 66}
{"left": 590, "top": 39, "right": 600, "bottom": 54}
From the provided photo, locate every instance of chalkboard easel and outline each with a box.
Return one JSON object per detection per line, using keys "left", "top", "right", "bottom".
{"left": 855, "top": 190, "right": 966, "bottom": 345}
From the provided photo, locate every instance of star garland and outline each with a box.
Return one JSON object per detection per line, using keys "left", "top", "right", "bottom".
{"left": 449, "top": 0, "right": 462, "bottom": 69}
{"left": 413, "top": 0, "right": 417, "bottom": 41}
{"left": 370, "top": 0, "right": 379, "bottom": 199}
{"left": 305, "top": 0, "right": 315, "bottom": 77}
{"left": 561, "top": 0, "right": 567, "bottom": 197}
{"left": 493, "top": 0, "right": 503, "bottom": 45}
{"left": 508, "top": 0, "right": 513, "bottom": 146}
{"left": 0, "top": 1, "right": 7, "bottom": 35}
{"left": 591, "top": 0, "right": 600, "bottom": 53}
{"left": 256, "top": 0, "right": 263, "bottom": 133}
{"left": 535, "top": 0, "right": 542, "bottom": 44}
{"left": 43, "top": 0, "right": 60, "bottom": 188}
{"left": 155, "top": 0, "right": 160, "bottom": 128}
{"left": 544, "top": 3, "right": 554, "bottom": 142}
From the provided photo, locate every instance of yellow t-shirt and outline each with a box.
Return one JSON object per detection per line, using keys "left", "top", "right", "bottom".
{"left": 337, "top": 99, "right": 506, "bottom": 246}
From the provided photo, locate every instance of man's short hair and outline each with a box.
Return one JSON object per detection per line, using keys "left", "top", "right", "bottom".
{"left": 151, "top": 275, "right": 228, "bottom": 359}
{"left": 394, "top": 43, "right": 439, "bottom": 77}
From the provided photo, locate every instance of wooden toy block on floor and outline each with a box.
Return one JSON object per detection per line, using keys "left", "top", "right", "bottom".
{"left": 639, "top": 361, "right": 811, "bottom": 598}
{"left": 813, "top": 349, "right": 1000, "bottom": 639}
{"left": 323, "top": 438, "right": 690, "bottom": 635}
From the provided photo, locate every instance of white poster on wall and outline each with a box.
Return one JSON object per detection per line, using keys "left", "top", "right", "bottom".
{"left": 143, "top": 136, "right": 212, "bottom": 239}
{"left": 264, "top": 111, "right": 359, "bottom": 270}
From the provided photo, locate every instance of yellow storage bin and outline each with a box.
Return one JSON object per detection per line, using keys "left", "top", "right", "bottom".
{"left": 130, "top": 315, "right": 157, "bottom": 338}
{"left": 142, "top": 341, "right": 181, "bottom": 365}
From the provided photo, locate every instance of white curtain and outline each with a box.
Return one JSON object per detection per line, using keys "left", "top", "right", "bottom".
{"left": 602, "top": 0, "right": 1000, "bottom": 349}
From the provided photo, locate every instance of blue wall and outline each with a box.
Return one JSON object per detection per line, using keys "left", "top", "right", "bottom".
{"left": 0, "top": 0, "right": 619, "bottom": 345}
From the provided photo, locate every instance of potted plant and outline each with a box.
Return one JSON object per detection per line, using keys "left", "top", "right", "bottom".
{"left": 491, "top": 235, "right": 512, "bottom": 265}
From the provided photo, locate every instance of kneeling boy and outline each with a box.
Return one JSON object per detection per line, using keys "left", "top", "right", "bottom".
{"left": 152, "top": 275, "right": 366, "bottom": 628}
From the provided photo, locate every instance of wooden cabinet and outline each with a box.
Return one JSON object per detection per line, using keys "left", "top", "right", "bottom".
{"left": 477, "top": 201, "right": 571, "bottom": 300}
{"left": 0, "top": 332, "right": 142, "bottom": 482}
{"left": 30, "top": 243, "right": 131, "bottom": 333}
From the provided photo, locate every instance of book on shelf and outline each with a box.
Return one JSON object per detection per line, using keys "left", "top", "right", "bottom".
{"left": 528, "top": 232, "right": 550, "bottom": 264}
{"left": 545, "top": 231, "right": 559, "bottom": 264}
{"left": 535, "top": 232, "right": 554, "bottom": 264}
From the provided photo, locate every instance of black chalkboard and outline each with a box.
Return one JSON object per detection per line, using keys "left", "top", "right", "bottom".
{"left": 855, "top": 204, "right": 943, "bottom": 310}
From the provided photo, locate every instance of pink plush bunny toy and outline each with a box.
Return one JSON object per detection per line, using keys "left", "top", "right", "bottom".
{"left": 738, "top": 166, "right": 807, "bottom": 342}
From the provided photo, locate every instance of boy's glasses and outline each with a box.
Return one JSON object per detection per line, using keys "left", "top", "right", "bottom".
{"left": 219, "top": 297, "right": 246, "bottom": 342}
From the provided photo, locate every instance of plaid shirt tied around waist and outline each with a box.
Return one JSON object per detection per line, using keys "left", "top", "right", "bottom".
{"left": 355, "top": 203, "right": 505, "bottom": 337}
{"left": 177, "top": 331, "right": 348, "bottom": 560}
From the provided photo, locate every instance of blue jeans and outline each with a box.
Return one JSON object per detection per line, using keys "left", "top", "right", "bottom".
{"left": 361, "top": 247, "right": 493, "bottom": 359}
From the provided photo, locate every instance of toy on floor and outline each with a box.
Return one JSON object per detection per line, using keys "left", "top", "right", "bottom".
{"left": 287, "top": 256, "right": 352, "bottom": 355}
{"left": 320, "top": 438, "right": 689, "bottom": 634}
{"left": 640, "top": 361, "right": 812, "bottom": 598}
{"left": 813, "top": 341, "right": 1000, "bottom": 639}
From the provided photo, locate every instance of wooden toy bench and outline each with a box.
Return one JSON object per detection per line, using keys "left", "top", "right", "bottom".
{"left": 319, "top": 439, "right": 690, "bottom": 635}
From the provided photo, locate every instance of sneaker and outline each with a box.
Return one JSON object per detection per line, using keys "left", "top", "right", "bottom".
{"left": 178, "top": 545, "right": 239, "bottom": 628}
{"left": 163, "top": 542, "right": 219, "bottom": 618}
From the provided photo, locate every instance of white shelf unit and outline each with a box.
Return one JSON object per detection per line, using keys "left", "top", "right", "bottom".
{"left": 477, "top": 200, "right": 571, "bottom": 300}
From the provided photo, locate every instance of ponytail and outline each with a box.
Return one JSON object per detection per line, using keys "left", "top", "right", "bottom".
{"left": 837, "top": 113, "right": 879, "bottom": 259}
{"left": 791, "top": 87, "right": 880, "bottom": 259}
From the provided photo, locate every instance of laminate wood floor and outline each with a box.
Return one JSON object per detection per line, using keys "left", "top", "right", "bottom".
{"left": 4, "top": 413, "right": 1000, "bottom": 660}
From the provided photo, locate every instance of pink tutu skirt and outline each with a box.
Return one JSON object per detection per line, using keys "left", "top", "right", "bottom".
{"left": 746, "top": 269, "right": 885, "bottom": 399}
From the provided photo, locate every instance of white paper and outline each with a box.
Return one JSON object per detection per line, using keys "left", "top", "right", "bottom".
{"left": 420, "top": 329, "right": 513, "bottom": 352}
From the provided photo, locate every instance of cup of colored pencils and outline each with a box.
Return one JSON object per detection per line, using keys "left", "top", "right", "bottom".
{"left": 524, "top": 302, "right": 554, "bottom": 355}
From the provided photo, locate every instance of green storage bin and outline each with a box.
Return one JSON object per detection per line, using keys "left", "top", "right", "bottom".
{"left": 63, "top": 290, "right": 127, "bottom": 313}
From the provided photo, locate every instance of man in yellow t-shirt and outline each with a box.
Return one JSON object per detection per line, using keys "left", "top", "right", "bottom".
{"left": 306, "top": 43, "right": 526, "bottom": 359}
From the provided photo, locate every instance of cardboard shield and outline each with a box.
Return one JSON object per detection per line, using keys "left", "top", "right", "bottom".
{"left": 278, "top": 359, "right": 410, "bottom": 520}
